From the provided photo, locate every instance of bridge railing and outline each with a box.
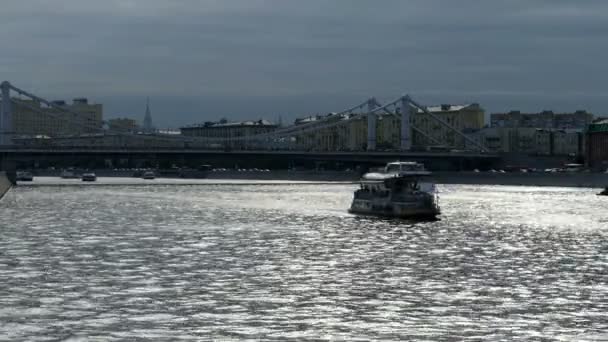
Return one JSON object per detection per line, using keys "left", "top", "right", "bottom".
{"left": 0, "top": 145, "right": 496, "bottom": 158}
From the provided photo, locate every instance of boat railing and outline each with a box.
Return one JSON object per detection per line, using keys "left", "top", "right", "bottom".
{"left": 354, "top": 189, "right": 389, "bottom": 200}
{"left": 391, "top": 191, "right": 433, "bottom": 202}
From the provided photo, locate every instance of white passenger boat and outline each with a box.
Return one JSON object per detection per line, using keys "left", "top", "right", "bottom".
{"left": 349, "top": 161, "right": 440, "bottom": 219}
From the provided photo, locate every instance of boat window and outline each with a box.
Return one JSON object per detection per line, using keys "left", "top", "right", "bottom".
{"left": 386, "top": 164, "right": 400, "bottom": 173}
{"left": 385, "top": 162, "right": 425, "bottom": 173}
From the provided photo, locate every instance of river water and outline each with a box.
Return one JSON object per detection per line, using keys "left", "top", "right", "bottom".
{"left": 1, "top": 180, "right": 607, "bottom": 341}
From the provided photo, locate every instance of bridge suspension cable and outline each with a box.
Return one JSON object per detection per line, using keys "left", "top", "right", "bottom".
{"left": 371, "top": 99, "right": 444, "bottom": 147}
{"left": 367, "top": 95, "right": 487, "bottom": 152}
{"left": 406, "top": 97, "right": 487, "bottom": 152}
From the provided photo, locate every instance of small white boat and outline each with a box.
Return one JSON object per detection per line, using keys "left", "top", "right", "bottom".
{"left": 349, "top": 161, "right": 440, "bottom": 219}
{"left": 60, "top": 169, "right": 79, "bottom": 179}
{"left": 142, "top": 171, "right": 155, "bottom": 180}
{"left": 81, "top": 173, "right": 97, "bottom": 182}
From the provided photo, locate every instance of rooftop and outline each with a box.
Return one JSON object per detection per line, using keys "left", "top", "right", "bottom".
{"left": 589, "top": 119, "right": 608, "bottom": 133}
{"left": 417, "top": 103, "right": 480, "bottom": 113}
{"left": 182, "top": 119, "right": 276, "bottom": 129}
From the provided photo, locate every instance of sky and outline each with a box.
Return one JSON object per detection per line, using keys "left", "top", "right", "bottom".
{"left": 1, "top": 0, "right": 607, "bottom": 128}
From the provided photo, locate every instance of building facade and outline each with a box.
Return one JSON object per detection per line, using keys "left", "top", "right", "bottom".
{"left": 108, "top": 118, "right": 138, "bottom": 133}
{"left": 13, "top": 133, "right": 187, "bottom": 149}
{"left": 290, "top": 105, "right": 483, "bottom": 152}
{"left": 293, "top": 113, "right": 346, "bottom": 151}
{"left": 485, "top": 109, "right": 591, "bottom": 157}
{"left": 412, "top": 103, "right": 485, "bottom": 149}
{"left": 553, "top": 129, "right": 583, "bottom": 156}
{"left": 12, "top": 98, "right": 103, "bottom": 136}
{"left": 291, "top": 112, "right": 400, "bottom": 152}
{"left": 376, "top": 114, "right": 400, "bottom": 150}
{"left": 491, "top": 110, "right": 593, "bottom": 129}
{"left": 467, "top": 127, "right": 583, "bottom": 156}
{"left": 180, "top": 119, "right": 277, "bottom": 149}
{"left": 586, "top": 119, "right": 608, "bottom": 169}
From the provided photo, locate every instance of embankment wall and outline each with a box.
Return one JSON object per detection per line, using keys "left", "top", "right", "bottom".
{"left": 0, "top": 172, "right": 12, "bottom": 200}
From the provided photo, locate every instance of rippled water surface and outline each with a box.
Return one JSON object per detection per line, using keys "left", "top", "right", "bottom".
{"left": 1, "top": 181, "right": 608, "bottom": 341}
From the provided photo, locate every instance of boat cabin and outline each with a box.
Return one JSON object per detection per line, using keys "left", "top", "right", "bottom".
{"left": 355, "top": 174, "right": 434, "bottom": 200}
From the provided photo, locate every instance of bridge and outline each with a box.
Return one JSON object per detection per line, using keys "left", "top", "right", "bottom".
{"left": 0, "top": 146, "right": 498, "bottom": 171}
{"left": 0, "top": 81, "right": 498, "bottom": 178}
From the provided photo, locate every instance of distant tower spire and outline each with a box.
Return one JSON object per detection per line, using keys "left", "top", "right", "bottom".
{"left": 143, "top": 97, "right": 154, "bottom": 133}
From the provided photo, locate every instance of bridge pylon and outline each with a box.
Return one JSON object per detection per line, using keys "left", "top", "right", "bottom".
{"left": 0, "top": 81, "right": 13, "bottom": 146}
{"left": 400, "top": 96, "right": 412, "bottom": 151}
{"left": 366, "top": 97, "right": 378, "bottom": 151}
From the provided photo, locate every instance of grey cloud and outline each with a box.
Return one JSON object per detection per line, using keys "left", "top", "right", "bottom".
{"left": 1, "top": 0, "right": 607, "bottom": 127}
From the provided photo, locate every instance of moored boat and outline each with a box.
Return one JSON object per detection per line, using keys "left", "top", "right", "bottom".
{"left": 349, "top": 161, "right": 440, "bottom": 219}
{"left": 60, "top": 169, "right": 79, "bottom": 179}
{"left": 81, "top": 173, "right": 97, "bottom": 182}
{"left": 16, "top": 171, "right": 34, "bottom": 182}
{"left": 142, "top": 171, "right": 156, "bottom": 180}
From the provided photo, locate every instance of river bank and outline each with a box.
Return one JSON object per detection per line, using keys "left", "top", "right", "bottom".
{"left": 433, "top": 172, "right": 608, "bottom": 188}
{"left": 206, "top": 170, "right": 608, "bottom": 188}
{"left": 22, "top": 169, "right": 608, "bottom": 188}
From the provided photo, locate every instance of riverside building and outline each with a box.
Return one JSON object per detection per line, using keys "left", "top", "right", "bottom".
{"left": 107, "top": 118, "right": 138, "bottom": 133}
{"left": 12, "top": 98, "right": 103, "bottom": 137}
{"left": 412, "top": 103, "right": 485, "bottom": 149}
{"left": 467, "top": 127, "right": 583, "bottom": 156}
{"left": 491, "top": 110, "right": 593, "bottom": 129}
{"left": 478, "top": 109, "right": 593, "bottom": 156}
{"left": 586, "top": 119, "right": 608, "bottom": 170}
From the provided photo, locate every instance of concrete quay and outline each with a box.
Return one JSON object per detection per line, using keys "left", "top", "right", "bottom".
{"left": 0, "top": 172, "right": 12, "bottom": 200}
{"left": 15, "top": 169, "right": 608, "bottom": 189}
{"left": 207, "top": 170, "right": 608, "bottom": 188}
{"left": 433, "top": 172, "right": 608, "bottom": 188}
{"left": 201, "top": 170, "right": 608, "bottom": 188}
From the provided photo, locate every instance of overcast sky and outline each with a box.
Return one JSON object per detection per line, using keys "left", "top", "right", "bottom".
{"left": 2, "top": 0, "right": 607, "bottom": 127}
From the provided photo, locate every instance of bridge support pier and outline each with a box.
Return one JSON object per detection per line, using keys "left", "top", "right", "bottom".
{"left": 0, "top": 154, "right": 16, "bottom": 184}
{"left": 0, "top": 81, "right": 13, "bottom": 146}
{"left": 367, "top": 98, "right": 378, "bottom": 151}
{"left": 400, "top": 96, "right": 412, "bottom": 151}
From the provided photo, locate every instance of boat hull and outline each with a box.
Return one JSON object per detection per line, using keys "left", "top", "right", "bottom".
{"left": 349, "top": 198, "right": 440, "bottom": 219}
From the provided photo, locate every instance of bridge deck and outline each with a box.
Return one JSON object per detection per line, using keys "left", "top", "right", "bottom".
{"left": 0, "top": 147, "right": 497, "bottom": 159}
